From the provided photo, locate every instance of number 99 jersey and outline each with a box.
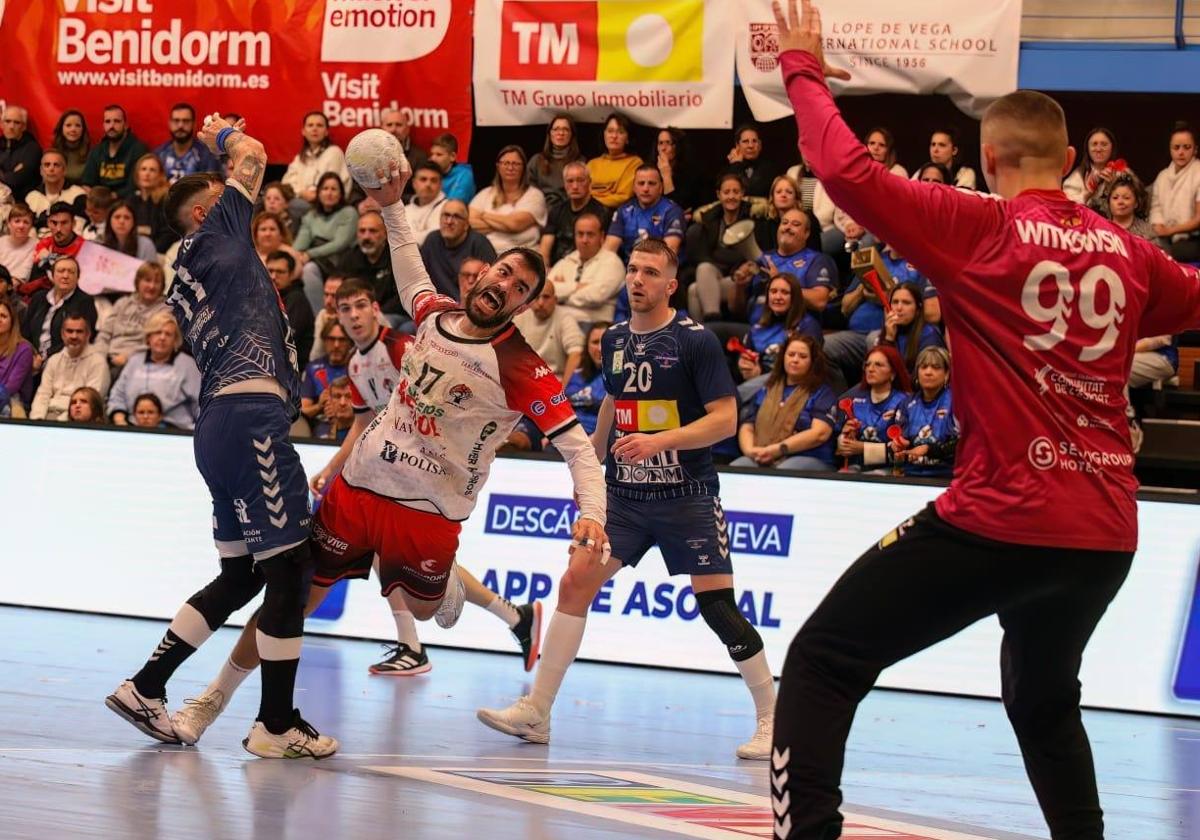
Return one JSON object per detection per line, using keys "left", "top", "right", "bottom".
{"left": 601, "top": 311, "right": 736, "bottom": 500}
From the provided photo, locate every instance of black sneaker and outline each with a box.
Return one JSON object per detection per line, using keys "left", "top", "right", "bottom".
{"left": 368, "top": 643, "right": 431, "bottom": 676}
{"left": 511, "top": 601, "right": 543, "bottom": 672}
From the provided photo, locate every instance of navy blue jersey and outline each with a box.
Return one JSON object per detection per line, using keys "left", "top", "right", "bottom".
{"left": 749, "top": 247, "right": 836, "bottom": 323}
{"left": 565, "top": 368, "right": 606, "bottom": 435}
{"left": 836, "top": 384, "right": 907, "bottom": 469}
{"left": 744, "top": 315, "right": 823, "bottom": 372}
{"left": 607, "top": 197, "right": 686, "bottom": 259}
{"left": 168, "top": 184, "right": 302, "bottom": 416}
{"left": 744, "top": 382, "right": 838, "bottom": 465}
{"left": 896, "top": 386, "right": 957, "bottom": 477}
{"left": 602, "top": 311, "right": 735, "bottom": 499}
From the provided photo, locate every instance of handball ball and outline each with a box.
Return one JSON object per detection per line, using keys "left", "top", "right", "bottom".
{"left": 345, "top": 128, "right": 407, "bottom": 189}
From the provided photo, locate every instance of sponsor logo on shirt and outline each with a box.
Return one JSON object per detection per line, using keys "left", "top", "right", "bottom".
{"left": 614, "top": 399, "right": 680, "bottom": 432}
{"left": 1034, "top": 365, "right": 1113, "bottom": 405}
{"left": 530, "top": 400, "right": 547, "bottom": 416}
{"left": 233, "top": 498, "right": 250, "bottom": 525}
{"left": 448, "top": 383, "right": 474, "bottom": 407}
{"left": 1027, "top": 436, "right": 1134, "bottom": 473}
{"left": 533, "top": 365, "right": 554, "bottom": 379}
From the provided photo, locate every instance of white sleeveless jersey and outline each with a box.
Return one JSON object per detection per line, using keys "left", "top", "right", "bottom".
{"left": 341, "top": 294, "right": 578, "bottom": 521}
{"left": 347, "top": 326, "right": 412, "bottom": 413}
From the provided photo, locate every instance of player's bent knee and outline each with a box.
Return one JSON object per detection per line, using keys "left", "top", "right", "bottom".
{"left": 557, "top": 565, "right": 605, "bottom": 613}
{"left": 187, "top": 554, "right": 265, "bottom": 631}
{"left": 258, "top": 543, "right": 314, "bottom": 640}
{"left": 696, "top": 588, "right": 763, "bottom": 662}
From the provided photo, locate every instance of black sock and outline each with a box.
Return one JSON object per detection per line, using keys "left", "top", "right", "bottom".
{"left": 132, "top": 630, "right": 196, "bottom": 699}
{"left": 258, "top": 657, "right": 300, "bottom": 734}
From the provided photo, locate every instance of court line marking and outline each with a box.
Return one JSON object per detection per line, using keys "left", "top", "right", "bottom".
{"left": 367, "top": 766, "right": 1004, "bottom": 840}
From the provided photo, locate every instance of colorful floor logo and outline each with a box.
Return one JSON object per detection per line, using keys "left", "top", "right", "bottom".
{"left": 367, "top": 767, "right": 1006, "bottom": 839}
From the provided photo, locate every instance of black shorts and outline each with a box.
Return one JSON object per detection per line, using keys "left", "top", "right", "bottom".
{"left": 607, "top": 491, "right": 733, "bottom": 576}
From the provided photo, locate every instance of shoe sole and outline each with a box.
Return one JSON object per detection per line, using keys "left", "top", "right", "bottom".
{"left": 475, "top": 709, "right": 550, "bottom": 744}
{"left": 105, "top": 694, "right": 182, "bottom": 745}
{"left": 242, "top": 737, "right": 339, "bottom": 760}
{"left": 523, "top": 601, "right": 543, "bottom": 673}
{"left": 368, "top": 661, "right": 432, "bottom": 676}
{"left": 735, "top": 748, "right": 770, "bottom": 761}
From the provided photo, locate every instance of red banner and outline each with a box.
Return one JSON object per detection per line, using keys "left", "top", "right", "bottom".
{"left": 0, "top": 0, "right": 474, "bottom": 164}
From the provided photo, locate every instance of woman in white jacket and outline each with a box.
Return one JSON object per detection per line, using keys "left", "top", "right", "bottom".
{"left": 1149, "top": 123, "right": 1200, "bottom": 262}
{"left": 282, "top": 111, "right": 350, "bottom": 211}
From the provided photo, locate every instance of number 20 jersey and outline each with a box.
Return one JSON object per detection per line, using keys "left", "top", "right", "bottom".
{"left": 341, "top": 294, "right": 578, "bottom": 521}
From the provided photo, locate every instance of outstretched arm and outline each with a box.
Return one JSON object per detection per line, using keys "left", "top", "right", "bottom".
{"left": 360, "top": 161, "right": 439, "bottom": 316}
{"left": 198, "top": 114, "right": 266, "bottom": 203}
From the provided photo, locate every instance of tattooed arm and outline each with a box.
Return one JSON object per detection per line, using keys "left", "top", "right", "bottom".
{"left": 197, "top": 113, "right": 267, "bottom": 204}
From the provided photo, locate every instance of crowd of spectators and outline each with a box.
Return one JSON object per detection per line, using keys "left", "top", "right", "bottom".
{"left": 2, "top": 99, "right": 1197, "bottom": 477}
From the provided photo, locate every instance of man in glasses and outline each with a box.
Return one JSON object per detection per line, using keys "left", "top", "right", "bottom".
{"left": 419, "top": 199, "right": 497, "bottom": 299}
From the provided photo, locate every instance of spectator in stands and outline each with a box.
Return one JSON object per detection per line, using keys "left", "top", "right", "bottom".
{"left": 891, "top": 346, "right": 956, "bottom": 477}
{"left": 295, "top": 172, "right": 358, "bottom": 311}
{"left": 22, "top": 256, "right": 96, "bottom": 363}
{"left": 815, "top": 128, "right": 908, "bottom": 254}
{"left": 540, "top": 161, "right": 609, "bottom": 267}
{"left": 428, "top": 133, "right": 476, "bottom": 203}
{"left": 877, "top": 282, "right": 944, "bottom": 374}
{"left": 726, "top": 124, "right": 779, "bottom": 197}
{"left": 528, "top": 114, "right": 584, "bottom": 200}
{"left": 80, "top": 187, "right": 115, "bottom": 242}
{"left": 312, "top": 274, "right": 354, "bottom": 359}
{"left": 0, "top": 297, "right": 33, "bottom": 417}
{"left": 30, "top": 313, "right": 109, "bottom": 420}
{"left": 737, "top": 273, "right": 823, "bottom": 385}
{"left": 129, "top": 393, "right": 167, "bottom": 428}
{"left": 1106, "top": 174, "right": 1156, "bottom": 242}
{"left": 0, "top": 105, "right": 41, "bottom": 202}
{"left": 336, "top": 210, "right": 407, "bottom": 322}
{"left": 101, "top": 200, "right": 157, "bottom": 263}
{"left": 755, "top": 174, "right": 814, "bottom": 253}
{"left": 82, "top": 105, "right": 148, "bottom": 197}
{"left": 469, "top": 145, "right": 547, "bottom": 252}
{"left": 262, "top": 181, "right": 299, "bottom": 236}
{"left": 96, "top": 261, "right": 167, "bottom": 373}
{"left": 655, "top": 127, "right": 704, "bottom": 214}
{"left": 282, "top": 111, "right": 350, "bottom": 210}
{"left": 300, "top": 319, "right": 352, "bottom": 432}
{"left": 604, "top": 165, "right": 684, "bottom": 260}
{"left": 734, "top": 334, "right": 836, "bottom": 471}
{"left": 25, "top": 201, "right": 84, "bottom": 287}
{"left": 252, "top": 211, "right": 302, "bottom": 278}
{"left": 129, "top": 154, "right": 176, "bottom": 253}
{"left": 457, "top": 257, "right": 485, "bottom": 301}
{"left": 25, "top": 150, "right": 86, "bottom": 236}
{"left": 1062, "top": 128, "right": 1130, "bottom": 212}
{"left": 1131, "top": 335, "right": 1178, "bottom": 389}
{"left": 404, "top": 163, "right": 447, "bottom": 246}
{"left": 313, "top": 375, "right": 355, "bottom": 442}
{"left": 65, "top": 385, "right": 106, "bottom": 424}
{"left": 564, "top": 320, "right": 609, "bottom": 435}
{"left": 419, "top": 200, "right": 496, "bottom": 300}
{"left": 266, "top": 251, "right": 315, "bottom": 367}
{"left": 107, "top": 310, "right": 201, "bottom": 429}
{"left": 688, "top": 173, "right": 755, "bottom": 319}
{"left": 1150, "top": 123, "right": 1200, "bottom": 261}
{"left": 588, "top": 113, "right": 643, "bottom": 209}
{"left": 917, "top": 128, "right": 981, "bottom": 190}
{"left": 733, "top": 208, "right": 836, "bottom": 322}
{"left": 547, "top": 211, "right": 625, "bottom": 323}
{"left": 916, "top": 162, "right": 950, "bottom": 184}
{"left": 0, "top": 268, "right": 23, "bottom": 324}
{"left": 50, "top": 110, "right": 90, "bottom": 184}
{"left": 0, "top": 204, "right": 36, "bottom": 281}
{"left": 835, "top": 344, "right": 910, "bottom": 472}
{"left": 155, "top": 103, "right": 220, "bottom": 184}
{"left": 513, "top": 279, "right": 584, "bottom": 387}
{"left": 865, "top": 127, "right": 907, "bottom": 177}
{"left": 381, "top": 108, "right": 428, "bottom": 173}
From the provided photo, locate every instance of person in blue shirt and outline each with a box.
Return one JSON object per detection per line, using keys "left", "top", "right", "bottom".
{"left": 429, "top": 133, "right": 476, "bottom": 203}
{"left": 732, "top": 207, "right": 836, "bottom": 324}
{"left": 890, "top": 346, "right": 957, "bottom": 477}
{"left": 603, "top": 165, "right": 685, "bottom": 261}
{"left": 877, "top": 282, "right": 945, "bottom": 376}
{"left": 299, "top": 319, "right": 352, "bottom": 433}
{"left": 106, "top": 115, "right": 337, "bottom": 760}
{"left": 734, "top": 334, "right": 837, "bottom": 471}
{"left": 835, "top": 344, "right": 910, "bottom": 471}
{"left": 737, "top": 272, "right": 824, "bottom": 385}
{"left": 564, "top": 321, "right": 610, "bottom": 434}
{"left": 154, "top": 103, "right": 221, "bottom": 184}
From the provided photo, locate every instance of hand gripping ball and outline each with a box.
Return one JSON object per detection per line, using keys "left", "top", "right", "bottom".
{"left": 345, "top": 128, "right": 407, "bottom": 189}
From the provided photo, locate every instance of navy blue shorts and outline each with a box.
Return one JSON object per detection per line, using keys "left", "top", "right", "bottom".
{"left": 607, "top": 491, "right": 733, "bottom": 576}
{"left": 193, "top": 394, "right": 312, "bottom": 559}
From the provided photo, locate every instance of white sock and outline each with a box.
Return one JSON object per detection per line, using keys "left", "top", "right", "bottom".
{"left": 393, "top": 609, "right": 421, "bottom": 653}
{"left": 485, "top": 595, "right": 521, "bottom": 628}
{"left": 735, "top": 651, "right": 776, "bottom": 719}
{"left": 206, "top": 657, "right": 252, "bottom": 703}
{"left": 529, "top": 611, "right": 586, "bottom": 715}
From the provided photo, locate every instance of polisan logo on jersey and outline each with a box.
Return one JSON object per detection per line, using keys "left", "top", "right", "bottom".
{"left": 498, "top": 0, "right": 703, "bottom": 82}
{"left": 321, "top": 0, "right": 452, "bottom": 62}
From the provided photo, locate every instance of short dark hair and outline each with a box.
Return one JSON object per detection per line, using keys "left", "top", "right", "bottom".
{"left": 103, "top": 104, "right": 127, "bottom": 119}
{"left": 431, "top": 133, "right": 459, "bottom": 154}
{"left": 574, "top": 211, "right": 605, "bottom": 231}
{"left": 629, "top": 237, "right": 679, "bottom": 273}
{"left": 634, "top": 164, "right": 662, "bottom": 181}
{"left": 734, "top": 123, "right": 761, "bottom": 142}
{"left": 62, "top": 312, "right": 90, "bottom": 331}
{"left": 133, "top": 392, "right": 164, "bottom": 414}
{"left": 496, "top": 247, "right": 547, "bottom": 303}
{"left": 412, "top": 162, "right": 443, "bottom": 179}
{"left": 86, "top": 185, "right": 116, "bottom": 210}
{"left": 165, "top": 173, "right": 223, "bottom": 235}
{"left": 716, "top": 171, "right": 747, "bottom": 192}
{"left": 335, "top": 277, "right": 377, "bottom": 303}
{"left": 170, "top": 102, "right": 195, "bottom": 119}
{"left": 266, "top": 250, "right": 296, "bottom": 273}
{"left": 328, "top": 375, "right": 352, "bottom": 392}
{"left": 48, "top": 201, "right": 76, "bottom": 219}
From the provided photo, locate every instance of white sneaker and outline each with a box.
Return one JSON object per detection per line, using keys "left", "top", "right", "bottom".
{"left": 434, "top": 562, "right": 466, "bottom": 629}
{"left": 105, "top": 680, "right": 181, "bottom": 744}
{"left": 172, "top": 689, "right": 227, "bottom": 746}
{"left": 243, "top": 711, "right": 339, "bottom": 759}
{"left": 476, "top": 695, "right": 550, "bottom": 744}
{"left": 736, "top": 714, "right": 773, "bottom": 760}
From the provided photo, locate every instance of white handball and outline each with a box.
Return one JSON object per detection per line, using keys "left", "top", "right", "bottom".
{"left": 345, "top": 128, "right": 407, "bottom": 189}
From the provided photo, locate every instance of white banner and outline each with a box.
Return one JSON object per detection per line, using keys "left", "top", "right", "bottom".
{"left": 75, "top": 240, "right": 145, "bottom": 296}
{"left": 472, "top": 0, "right": 735, "bottom": 128}
{"left": 736, "top": 0, "right": 1023, "bottom": 119}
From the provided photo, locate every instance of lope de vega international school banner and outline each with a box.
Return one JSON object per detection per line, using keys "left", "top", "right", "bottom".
{"left": 736, "top": 0, "right": 1022, "bottom": 119}
{"left": 472, "top": 0, "right": 735, "bottom": 129}
{"left": 0, "top": 0, "right": 475, "bottom": 164}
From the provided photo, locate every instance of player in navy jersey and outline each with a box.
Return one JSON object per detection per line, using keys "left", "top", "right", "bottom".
{"left": 478, "top": 238, "right": 778, "bottom": 760}
{"left": 105, "top": 115, "right": 336, "bottom": 759}
{"left": 771, "top": 3, "right": 1200, "bottom": 838}
{"left": 891, "top": 347, "right": 957, "bottom": 478}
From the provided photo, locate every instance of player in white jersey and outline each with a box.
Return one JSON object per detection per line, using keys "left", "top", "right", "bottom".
{"left": 169, "top": 159, "right": 609, "bottom": 747}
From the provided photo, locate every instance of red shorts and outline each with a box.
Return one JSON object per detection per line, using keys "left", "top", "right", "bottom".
{"left": 311, "top": 475, "right": 462, "bottom": 601}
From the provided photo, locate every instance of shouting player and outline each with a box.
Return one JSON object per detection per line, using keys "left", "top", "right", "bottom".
{"left": 478, "top": 238, "right": 777, "bottom": 761}
{"left": 105, "top": 115, "right": 337, "bottom": 758}
{"left": 169, "top": 158, "right": 608, "bottom": 746}
{"left": 769, "top": 2, "right": 1200, "bottom": 838}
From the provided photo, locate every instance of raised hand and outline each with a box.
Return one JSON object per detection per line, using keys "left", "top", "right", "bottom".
{"left": 771, "top": 0, "right": 851, "bottom": 82}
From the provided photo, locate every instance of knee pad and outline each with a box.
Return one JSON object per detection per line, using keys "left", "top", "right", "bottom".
{"left": 257, "top": 542, "right": 313, "bottom": 640}
{"left": 696, "top": 588, "right": 763, "bottom": 662}
{"left": 187, "top": 555, "right": 265, "bottom": 631}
